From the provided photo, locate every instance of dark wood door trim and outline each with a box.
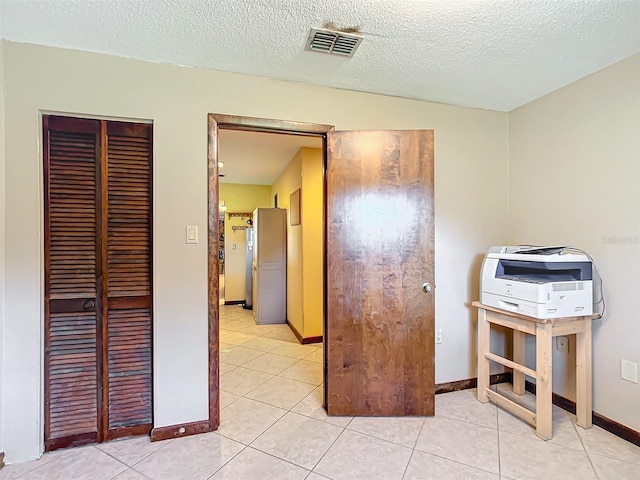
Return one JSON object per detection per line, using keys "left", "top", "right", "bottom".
{"left": 210, "top": 114, "right": 333, "bottom": 136}
{"left": 207, "top": 114, "right": 220, "bottom": 430}
{"left": 98, "top": 119, "right": 108, "bottom": 443}
{"left": 207, "top": 114, "right": 333, "bottom": 430}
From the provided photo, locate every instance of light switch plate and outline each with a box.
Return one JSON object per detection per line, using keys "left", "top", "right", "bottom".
{"left": 186, "top": 225, "right": 198, "bottom": 244}
{"left": 621, "top": 358, "right": 638, "bottom": 383}
{"left": 556, "top": 336, "right": 569, "bottom": 353}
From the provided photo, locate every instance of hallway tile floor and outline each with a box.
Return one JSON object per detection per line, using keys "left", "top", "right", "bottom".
{"left": 1, "top": 305, "right": 639, "bottom": 479}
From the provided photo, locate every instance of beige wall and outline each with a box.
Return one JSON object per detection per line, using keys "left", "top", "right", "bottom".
{"left": 271, "top": 150, "right": 303, "bottom": 335}
{"left": 219, "top": 184, "right": 272, "bottom": 302}
{"left": 509, "top": 53, "right": 640, "bottom": 431}
{"left": 300, "top": 148, "right": 324, "bottom": 339}
{"left": 0, "top": 41, "right": 509, "bottom": 462}
{"left": 0, "top": 39, "right": 5, "bottom": 456}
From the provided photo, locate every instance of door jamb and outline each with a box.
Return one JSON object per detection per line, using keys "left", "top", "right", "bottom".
{"left": 207, "top": 114, "right": 333, "bottom": 429}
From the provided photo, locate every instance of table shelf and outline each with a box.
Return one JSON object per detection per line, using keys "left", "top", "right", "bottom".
{"left": 473, "top": 301, "right": 597, "bottom": 440}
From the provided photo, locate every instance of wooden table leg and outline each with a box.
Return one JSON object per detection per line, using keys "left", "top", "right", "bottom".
{"left": 576, "top": 318, "right": 593, "bottom": 428}
{"left": 513, "top": 330, "right": 526, "bottom": 395}
{"left": 477, "top": 308, "right": 490, "bottom": 403}
{"left": 535, "top": 323, "right": 553, "bottom": 440}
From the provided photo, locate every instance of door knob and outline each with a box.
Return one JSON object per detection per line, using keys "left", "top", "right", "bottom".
{"left": 422, "top": 282, "right": 433, "bottom": 294}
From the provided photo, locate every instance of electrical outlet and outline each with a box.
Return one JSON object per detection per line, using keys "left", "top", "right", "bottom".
{"left": 435, "top": 329, "right": 443, "bottom": 344}
{"left": 621, "top": 359, "right": 638, "bottom": 384}
{"left": 556, "top": 336, "right": 569, "bottom": 353}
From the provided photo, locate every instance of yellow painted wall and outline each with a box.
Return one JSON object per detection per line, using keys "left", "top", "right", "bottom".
{"left": 219, "top": 184, "right": 272, "bottom": 301}
{"left": 270, "top": 152, "right": 303, "bottom": 336}
{"left": 301, "top": 148, "right": 324, "bottom": 339}
{"left": 270, "top": 147, "right": 324, "bottom": 341}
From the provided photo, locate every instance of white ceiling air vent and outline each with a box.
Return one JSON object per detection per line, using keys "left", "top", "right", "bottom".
{"left": 305, "top": 27, "right": 363, "bottom": 57}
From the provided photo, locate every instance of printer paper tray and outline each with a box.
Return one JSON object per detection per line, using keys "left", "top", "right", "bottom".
{"left": 481, "top": 293, "right": 541, "bottom": 318}
{"left": 480, "top": 292, "right": 591, "bottom": 319}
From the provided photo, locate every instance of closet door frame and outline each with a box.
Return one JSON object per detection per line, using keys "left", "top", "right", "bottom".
{"left": 42, "top": 114, "right": 154, "bottom": 450}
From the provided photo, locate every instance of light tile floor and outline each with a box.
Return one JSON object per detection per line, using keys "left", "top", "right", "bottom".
{"left": 2, "top": 305, "right": 640, "bottom": 479}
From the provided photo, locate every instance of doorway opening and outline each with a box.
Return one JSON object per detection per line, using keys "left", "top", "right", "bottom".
{"left": 208, "top": 114, "right": 436, "bottom": 430}
{"left": 208, "top": 114, "right": 333, "bottom": 430}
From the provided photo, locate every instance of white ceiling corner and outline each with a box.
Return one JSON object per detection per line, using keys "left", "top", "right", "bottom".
{"left": 0, "top": 0, "right": 639, "bottom": 112}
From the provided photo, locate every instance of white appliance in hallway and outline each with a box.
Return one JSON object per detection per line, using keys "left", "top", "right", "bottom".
{"left": 252, "top": 208, "right": 287, "bottom": 324}
{"left": 243, "top": 227, "right": 254, "bottom": 309}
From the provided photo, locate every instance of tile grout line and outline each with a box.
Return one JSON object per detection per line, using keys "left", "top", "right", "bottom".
{"left": 31, "top": 446, "right": 128, "bottom": 480}
{"left": 220, "top": 360, "right": 322, "bottom": 413}
{"left": 217, "top": 380, "right": 290, "bottom": 445}
{"left": 222, "top": 366, "right": 320, "bottom": 396}
{"left": 414, "top": 447, "right": 502, "bottom": 477}
{"left": 96, "top": 446, "right": 142, "bottom": 475}
{"left": 204, "top": 443, "right": 248, "bottom": 480}
{"left": 308, "top": 425, "right": 348, "bottom": 474}
{"left": 305, "top": 470, "right": 331, "bottom": 480}
{"left": 573, "top": 421, "right": 601, "bottom": 480}
{"left": 287, "top": 387, "right": 354, "bottom": 430}
{"left": 127, "top": 466, "right": 153, "bottom": 479}
{"left": 239, "top": 375, "right": 321, "bottom": 411}
{"left": 5, "top": 449, "right": 71, "bottom": 480}
{"left": 495, "top": 409, "right": 595, "bottom": 454}
{"left": 410, "top": 417, "right": 427, "bottom": 450}
{"left": 235, "top": 367, "right": 344, "bottom": 477}
{"left": 220, "top": 389, "right": 315, "bottom": 412}
{"left": 127, "top": 436, "right": 177, "bottom": 468}
{"left": 222, "top": 344, "right": 319, "bottom": 363}
{"left": 244, "top": 445, "right": 314, "bottom": 476}
{"left": 435, "top": 411, "right": 500, "bottom": 431}
{"left": 432, "top": 409, "right": 500, "bottom": 432}
{"left": 235, "top": 358, "right": 321, "bottom": 378}
{"left": 220, "top": 369, "right": 330, "bottom": 444}
{"left": 571, "top": 418, "right": 640, "bottom": 467}
{"left": 414, "top": 409, "right": 503, "bottom": 477}
{"left": 401, "top": 418, "right": 428, "bottom": 480}
{"left": 344, "top": 422, "right": 425, "bottom": 451}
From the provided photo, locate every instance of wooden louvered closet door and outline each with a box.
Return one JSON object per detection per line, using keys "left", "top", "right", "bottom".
{"left": 104, "top": 121, "right": 153, "bottom": 439}
{"left": 44, "top": 116, "right": 102, "bottom": 450}
{"left": 44, "top": 116, "right": 153, "bottom": 451}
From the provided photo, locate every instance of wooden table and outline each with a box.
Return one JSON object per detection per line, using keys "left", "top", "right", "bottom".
{"left": 473, "top": 301, "right": 597, "bottom": 440}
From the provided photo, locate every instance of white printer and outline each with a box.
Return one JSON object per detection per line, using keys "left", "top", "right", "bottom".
{"left": 480, "top": 246, "right": 593, "bottom": 319}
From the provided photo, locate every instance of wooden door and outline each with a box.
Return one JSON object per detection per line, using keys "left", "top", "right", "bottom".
{"left": 325, "top": 130, "right": 435, "bottom": 416}
{"left": 44, "top": 116, "right": 102, "bottom": 449}
{"left": 43, "top": 116, "right": 153, "bottom": 450}
{"left": 103, "top": 121, "right": 153, "bottom": 440}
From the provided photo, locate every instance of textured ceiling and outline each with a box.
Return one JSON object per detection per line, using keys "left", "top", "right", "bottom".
{"left": 218, "top": 130, "right": 322, "bottom": 185}
{"left": 1, "top": 1, "right": 640, "bottom": 111}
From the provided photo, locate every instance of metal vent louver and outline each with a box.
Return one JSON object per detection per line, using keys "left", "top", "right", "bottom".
{"left": 553, "top": 283, "right": 578, "bottom": 292}
{"left": 305, "top": 27, "right": 363, "bottom": 57}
